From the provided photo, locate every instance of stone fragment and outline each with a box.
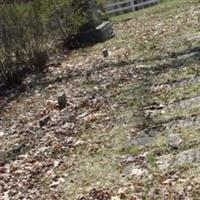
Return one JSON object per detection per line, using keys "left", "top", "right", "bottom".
{"left": 120, "top": 155, "right": 135, "bottom": 165}
{"left": 167, "top": 134, "right": 183, "bottom": 148}
{"left": 134, "top": 135, "right": 155, "bottom": 146}
{"left": 175, "top": 149, "right": 200, "bottom": 165}
{"left": 39, "top": 115, "right": 50, "bottom": 127}
{"left": 57, "top": 92, "right": 66, "bottom": 109}
{"left": 123, "top": 163, "right": 146, "bottom": 178}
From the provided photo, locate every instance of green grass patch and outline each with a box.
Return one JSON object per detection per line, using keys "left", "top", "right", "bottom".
{"left": 120, "top": 145, "right": 143, "bottom": 155}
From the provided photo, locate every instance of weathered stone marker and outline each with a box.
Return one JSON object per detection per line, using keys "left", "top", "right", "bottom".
{"left": 40, "top": 115, "right": 50, "bottom": 127}
{"left": 69, "top": 0, "right": 114, "bottom": 48}
{"left": 57, "top": 92, "right": 66, "bottom": 109}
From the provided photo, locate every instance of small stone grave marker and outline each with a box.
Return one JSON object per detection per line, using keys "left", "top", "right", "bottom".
{"left": 57, "top": 92, "right": 66, "bottom": 109}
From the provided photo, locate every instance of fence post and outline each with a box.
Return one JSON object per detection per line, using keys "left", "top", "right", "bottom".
{"left": 130, "top": 0, "right": 135, "bottom": 11}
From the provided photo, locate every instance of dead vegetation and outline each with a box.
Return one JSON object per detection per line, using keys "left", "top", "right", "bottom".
{"left": 1, "top": 0, "right": 200, "bottom": 199}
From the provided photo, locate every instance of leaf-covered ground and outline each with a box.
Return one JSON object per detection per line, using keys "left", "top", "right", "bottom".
{"left": 1, "top": 0, "right": 200, "bottom": 199}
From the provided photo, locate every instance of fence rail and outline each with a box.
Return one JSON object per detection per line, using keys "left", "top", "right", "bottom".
{"left": 104, "top": 0, "right": 160, "bottom": 16}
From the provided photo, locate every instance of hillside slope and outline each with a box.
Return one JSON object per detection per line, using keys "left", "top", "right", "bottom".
{"left": 1, "top": 0, "right": 200, "bottom": 199}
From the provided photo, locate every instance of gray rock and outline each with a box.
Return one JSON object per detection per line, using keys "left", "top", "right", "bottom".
{"left": 134, "top": 135, "right": 155, "bottom": 146}
{"left": 167, "top": 134, "right": 183, "bottom": 148}
{"left": 120, "top": 155, "right": 135, "bottom": 165}
{"left": 39, "top": 115, "right": 50, "bottom": 127}
{"left": 175, "top": 149, "right": 200, "bottom": 165}
{"left": 57, "top": 92, "right": 66, "bottom": 109}
{"left": 123, "top": 163, "right": 146, "bottom": 178}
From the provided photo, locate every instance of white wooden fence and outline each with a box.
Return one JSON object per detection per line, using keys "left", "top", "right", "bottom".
{"left": 104, "top": 0, "right": 160, "bottom": 16}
